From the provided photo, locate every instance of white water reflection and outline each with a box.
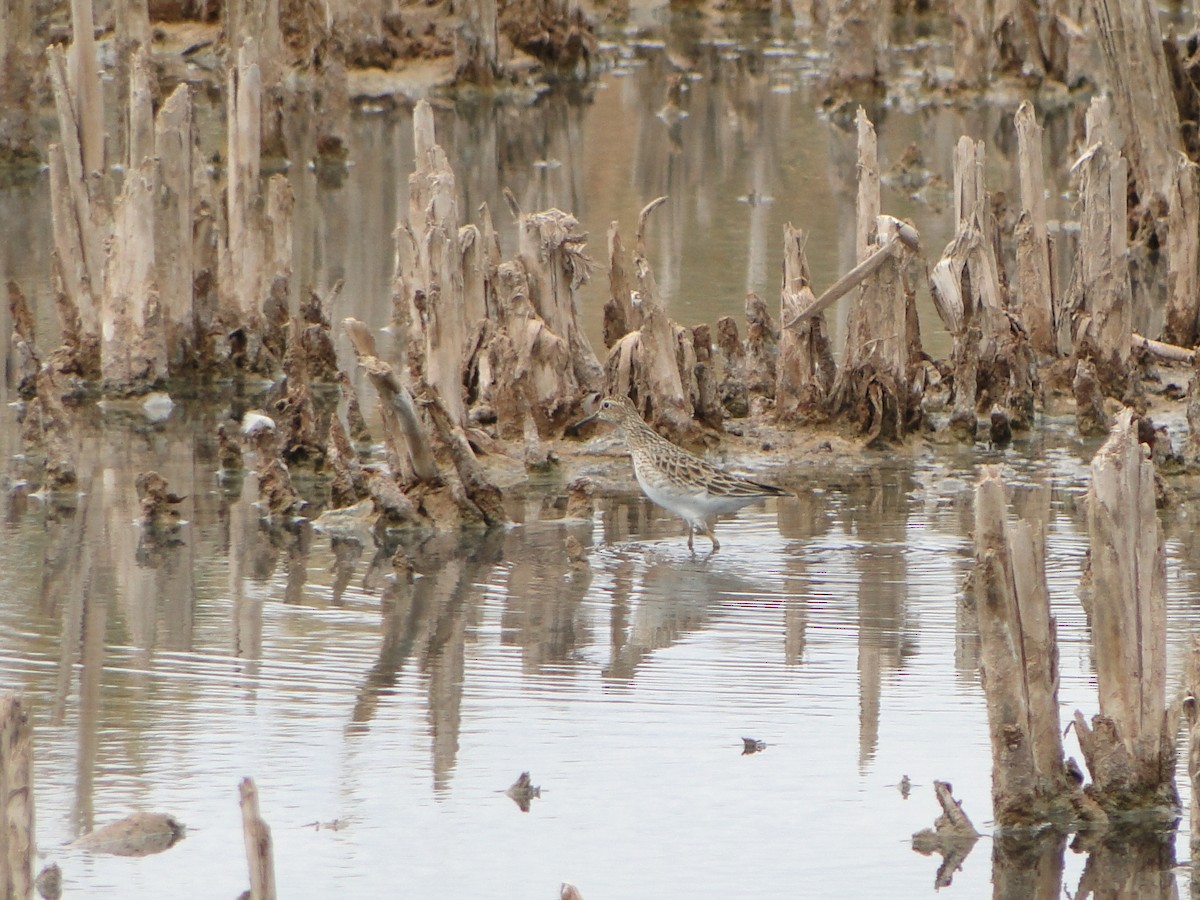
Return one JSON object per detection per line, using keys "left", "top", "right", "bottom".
{"left": 4, "top": 416, "right": 1200, "bottom": 895}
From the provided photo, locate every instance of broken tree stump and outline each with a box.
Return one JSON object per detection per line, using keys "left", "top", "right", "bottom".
{"left": 1073, "top": 408, "right": 1177, "bottom": 819}
{"left": 239, "top": 777, "right": 277, "bottom": 900}
{"left": 775, "top": 224, "right": 834, "bottom": 423}
{"left": 973, "top": 466, "right": 1104, "bottom": 828}
{"left": 1013, "top": 101, "right": 1057, "bottom": 357}
{"left": 602, "top": 198, "right": 711, "bottom": 447}
{"left": 1164, "top": 153, "right": 1200, "bottom": 348}
{"left": 1069, "top": 97, "right": 1133, "bottom": 432}
{"left": 0, "top": 695, "right": 34, "bottom": 900}
{"left": 827, "top": 108, "right": 924, "bottom": 445}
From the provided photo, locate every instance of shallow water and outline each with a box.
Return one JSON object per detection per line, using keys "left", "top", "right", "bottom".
{"left": 3, "top": 13, "right": 1200, "bottom": 900}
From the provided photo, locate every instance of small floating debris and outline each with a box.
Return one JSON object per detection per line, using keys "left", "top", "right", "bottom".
{"left": 141, "top": 391, "right": 175, "bottom": 423}
{"left": 303, "top": 818, "right": 347, "bottom": 831}
{"left": 899, "top": 774, "right": 912, "bottom": 799}
{"left": 741, "top": 737, "right": 767, "bottom": 755}
{"left": 506, "top": 771, "right": 541, "bottom": 812}
{"left": 71, "top": 811, "right": 186, "bottom": 857}
{"left": 36, "top": 863, "right": 62, "bottom": 900}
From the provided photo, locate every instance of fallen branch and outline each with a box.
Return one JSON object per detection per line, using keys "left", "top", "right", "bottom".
{"left": 783, "top": 216, "right": 920, "bottom": 329}
{"left": 1131, "top": 332, "right": 1194, "bottom": 364}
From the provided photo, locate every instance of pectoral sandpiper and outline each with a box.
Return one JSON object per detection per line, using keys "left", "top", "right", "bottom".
{"left": 580, "top": 395, "right": 789, "bottom": 552}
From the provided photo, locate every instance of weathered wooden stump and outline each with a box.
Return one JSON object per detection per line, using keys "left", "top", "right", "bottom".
{"left": 973, "top": 465, "right": 1103, "bottom": 828}
{"left": 1074, "top": 408, "right": 1177, "bottom": 820}
{"left": 1, "top": 694, "right": 35, "bottom": 900}
{"left": 826, "top": 108, "right": 924, "bottom": 445}
{"left": 239, "top": 777, "right": 277, "bottom": 900}
{"left": 775, "top": 225, "right": 834, "bottom": 424}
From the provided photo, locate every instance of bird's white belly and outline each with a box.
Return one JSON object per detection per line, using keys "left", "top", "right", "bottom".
{"left": 634, "top": 466, "right": 743, "bottom": 522}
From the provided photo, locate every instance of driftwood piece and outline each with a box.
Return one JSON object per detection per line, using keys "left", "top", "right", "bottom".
{"left": 1069, "top": 97, "right": 1132, "bottom": 411}
{"left": 1164, "top": 154, "right": 1200, "bottom": 347}
{"left": 1074, "top": 408, "right": 1177, "bottom": 817}
{"left": 239, "top": 777, "right": 277, "bottom": 900}
{"left": 974, "top": 467, "right": 1103, "bottom": 828}
{"left": 0, "top": 695, "right": 34, "bottom": 900}
{"left": 911, "top": 781, "right": 979, "bottom": 889}
{"left": 775, "top": 225, "right": 834, "bottom": 423}
{"left": 1013, "top": 101, "right": 1056, "bottom": 356}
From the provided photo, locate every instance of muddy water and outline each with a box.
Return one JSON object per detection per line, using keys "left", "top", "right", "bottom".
{"left": 0, "top": 21, "right": 1197, "bottom": 900}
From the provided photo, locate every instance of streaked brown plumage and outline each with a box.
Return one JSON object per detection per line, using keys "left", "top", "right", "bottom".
{"left": 582, "top": 395, "right": 789, "bottom": 552}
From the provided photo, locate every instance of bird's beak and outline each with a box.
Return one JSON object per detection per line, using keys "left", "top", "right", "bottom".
{"left": 565, "top": 392, "right": 603, "bottom": 436}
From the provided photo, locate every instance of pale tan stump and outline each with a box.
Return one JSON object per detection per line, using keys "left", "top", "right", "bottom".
{"left": 0, "top": 695, "right": 35, "bottom": 900}
{"left": 1090, "top": 0, "right": 1182, "bottom": 205}
{"left": 1069, "top": 97, "right": 1132, "bottom": 435}
{"left": 239, "top": 777, "right": 277, "bottom": 900}
{"left": 224, "top": 40, "right": 266, "bottom": 326}
{"left": 1013, "top": 101, "right": 1057, "bottom": 356}
{"left": 775, "top": 224, "right": 834, "bottom": 423}
{"left": 154, "top": 84, "right": 195, "bottom": 369}
{"left": 604, "top": 198, "right": 709, "bottom": 446}
{"left": 400, "top": 100, "right": 469, "bottom": 426}
{"left": 974, "top": 466, "right": 1102, "bottom": 828}
{"left": 1164, "top": 154, "right": 1200, "bottom": 347}
{"left": 829, "top": 111, "right": 923, "bottom": 445}
{"left": 467, "top": 258, "right": 579, "bottom": 442}
{"left": 1073, "top": 408, "right": 1177, "bottom": 818}
{"left": 47, "top": 41, "right": 108, "bottom": 374}
{"left": 66, "top": 0, "right": 104, "bottom": 176}
{"left": 514, "top": 202, "right": 603, "bottom": 396}
{"left": 930, "top": 137, "right": 1014, "bottom": 442}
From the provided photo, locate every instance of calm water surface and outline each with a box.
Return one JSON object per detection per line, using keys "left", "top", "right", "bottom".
{"left": 3, "top": 16, "right": 1200, "bottom": 900}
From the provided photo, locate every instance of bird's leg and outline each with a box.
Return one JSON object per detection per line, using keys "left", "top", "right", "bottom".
{"left": 686, "top": 523, "right": 695, "bottom": 552}
{"left": 703, "top": 521, "right": 720, "bottom": 553}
